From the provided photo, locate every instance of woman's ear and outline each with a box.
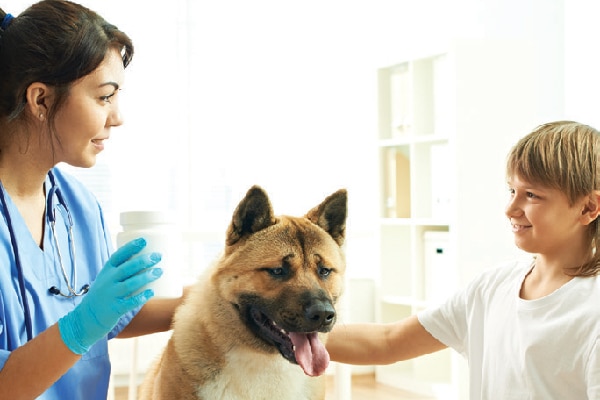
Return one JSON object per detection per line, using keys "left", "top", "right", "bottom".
{"left": 581, "top": 190, "right": 600, "bottom": 225}
{"left": 25, "top": 82, "right": 51, "bottom": 122}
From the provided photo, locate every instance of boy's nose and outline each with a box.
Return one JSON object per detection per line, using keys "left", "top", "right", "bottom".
{"left": 505, "top": 197, "right": 522, "bottom": 218}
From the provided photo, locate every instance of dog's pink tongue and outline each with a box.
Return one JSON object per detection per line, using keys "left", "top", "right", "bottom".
{"left": 289, "top": 332, "right": 330, "bottom": 377}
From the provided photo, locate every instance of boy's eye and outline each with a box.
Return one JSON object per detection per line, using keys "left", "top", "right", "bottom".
{"left": 526, "top": 192, "right": 537, "bottom": 198}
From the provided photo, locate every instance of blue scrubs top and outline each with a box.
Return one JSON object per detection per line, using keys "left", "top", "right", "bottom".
{"left": 0, "top": 168, "right": 136, "bottom": 399}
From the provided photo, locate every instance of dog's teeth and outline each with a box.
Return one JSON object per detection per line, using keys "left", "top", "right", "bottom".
{"left": 280, "top": 329, "right": 287, "bottom": 334}
{"left": 292, "top": 345, "right": 296, "bottom": 351}
{"left": 272, "top": 321, "right": 277, "bottom": 326}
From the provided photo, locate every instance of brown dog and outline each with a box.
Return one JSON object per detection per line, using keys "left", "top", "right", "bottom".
{"left": 138, "top": 186, "right": 347, "bottom": 400}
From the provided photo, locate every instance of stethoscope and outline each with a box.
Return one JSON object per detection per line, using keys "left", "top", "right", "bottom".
{"left": 0, "top": 170, "right": 89, "bottom": 341}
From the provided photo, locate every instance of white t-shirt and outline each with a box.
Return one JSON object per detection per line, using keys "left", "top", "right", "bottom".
{"left": 418, "top": 259, "right": 600, "bottom": 399}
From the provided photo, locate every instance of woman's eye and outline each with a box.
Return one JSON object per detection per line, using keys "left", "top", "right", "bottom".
{"left": 100, "top": 91, "right": 118, "bottom": 103}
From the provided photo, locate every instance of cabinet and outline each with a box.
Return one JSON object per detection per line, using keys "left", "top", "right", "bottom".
{"left": 374, "top": 39, "right": 547, "bottom": 399}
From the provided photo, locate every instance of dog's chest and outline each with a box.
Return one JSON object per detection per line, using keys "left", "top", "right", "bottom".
{"left": 196, "top": 349, "right": 321, "bottom": 400}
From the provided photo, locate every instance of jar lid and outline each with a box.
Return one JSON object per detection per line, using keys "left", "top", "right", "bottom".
{"left": 119, "top": 211, "right": 174, "bottom": 226}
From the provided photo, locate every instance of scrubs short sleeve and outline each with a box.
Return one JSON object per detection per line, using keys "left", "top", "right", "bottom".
{"left": 0, "top": 349, "right": 8, "bottom": 370}
{"left": 0, "top": 168, "right": 123, "bottom": 399}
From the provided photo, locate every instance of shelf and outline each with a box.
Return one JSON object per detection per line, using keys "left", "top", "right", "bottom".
{"left": 379, "top": 218, "right": 450, "bottom": 227}
{"left": 378, "top": 134, "right": 449, "bottom": 148}
{"left": 381, "top": 295, "right": 430, "bottom": 309}
{"left": 380, "top": 140, "right": 453, "bottom": 220}
{"left": 376, "top": 38, "right": 554, "bottom": 400}
{"left": 378, "top": 54, "right": 449, "bottom": 140}
{"left": 375, "top": 351, "right": 454, "bottom": 398}
{"left": 376, "top": 51, "right": 456, "bottom": 397}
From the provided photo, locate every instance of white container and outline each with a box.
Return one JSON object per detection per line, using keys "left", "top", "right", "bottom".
{"left": 423, "top": 231, "right": 455, "bottom": 304}
{"left": 117, "top": 211, "right": 183, "bottom": 298}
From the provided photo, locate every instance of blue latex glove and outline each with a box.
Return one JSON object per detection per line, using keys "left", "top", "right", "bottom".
{"left": 58, "top": 238, "right": 163, "bottom": 354}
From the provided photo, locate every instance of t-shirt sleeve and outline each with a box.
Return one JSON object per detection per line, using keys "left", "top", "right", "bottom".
{"left": 418, "top": 284, "right": 471, "bottom": 357}
{"left": 586, "top": 337, "right": 600, "bottom": 398}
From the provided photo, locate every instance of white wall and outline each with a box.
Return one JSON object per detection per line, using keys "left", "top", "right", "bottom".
{"left": 6, "top": 0, "right": 599, "bottom": 321}
{"left": 565, "top": 1, "right": 600, "bottom": 127}
{"left": 6, "top": 0, "right": 598, "bottom": 310}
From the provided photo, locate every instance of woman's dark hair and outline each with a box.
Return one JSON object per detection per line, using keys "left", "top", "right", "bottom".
{"left": 0, "top": 0, "right": 133, "bottom": 126}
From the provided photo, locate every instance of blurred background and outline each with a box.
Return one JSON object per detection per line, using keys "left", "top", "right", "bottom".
{"left": 6, "top": 0, "right": 600, "bottom": 398}
{"left": 6, "top": 0, "right": 599, "bottom": 278}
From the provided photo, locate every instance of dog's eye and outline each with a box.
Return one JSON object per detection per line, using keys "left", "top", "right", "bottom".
{"left": 318, "top": 266, "right": 332, "bottom": 277}
{"left": 266, "top": 267, "right": 288, "bottom": 277}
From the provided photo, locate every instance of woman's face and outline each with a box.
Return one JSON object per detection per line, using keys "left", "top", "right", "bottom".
{"left": 52, "top": 48, "right": 125, "bottom": 168}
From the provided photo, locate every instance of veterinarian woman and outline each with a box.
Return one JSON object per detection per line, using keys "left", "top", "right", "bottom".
{"left": 327, "top": 121, "right": 600, "bottom": 399}
{"left": 0, "top": 1, "right": 185, "bottom": 398}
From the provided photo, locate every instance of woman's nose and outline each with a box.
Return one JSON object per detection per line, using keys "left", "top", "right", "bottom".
{"left": 108, "top": 107, "right": 124, "bottom": 128}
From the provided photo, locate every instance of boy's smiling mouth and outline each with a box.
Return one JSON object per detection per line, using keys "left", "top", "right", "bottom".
{"left": 511, "top": 223, "right": 531, "bottom": 233}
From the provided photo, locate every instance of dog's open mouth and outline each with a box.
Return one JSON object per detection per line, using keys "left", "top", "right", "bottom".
{"left": 250, "top": 308, "right": 330, "bottom": 377}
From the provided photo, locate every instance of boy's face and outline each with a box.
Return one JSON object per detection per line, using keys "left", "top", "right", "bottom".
{"left": 505, "top": 175, "right": 590, "bottom": 257}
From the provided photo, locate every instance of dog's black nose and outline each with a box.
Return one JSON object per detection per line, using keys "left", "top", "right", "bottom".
{"left": 305, "top": 301, "right": 336, "bottom": 326}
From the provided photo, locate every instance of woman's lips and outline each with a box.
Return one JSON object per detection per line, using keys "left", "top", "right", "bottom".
{"left": 91, "top": 139, "right": 105, "bottom": 151}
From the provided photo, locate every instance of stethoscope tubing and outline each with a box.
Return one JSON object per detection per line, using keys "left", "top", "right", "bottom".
{"left": 0, "top": 170, "right": 87, "bottom": 342}
{"left": 0, "top": 181, "right": 34, "bottom": 341}
{"left": 46, "top": 184, "right": 83, "bottom": 297}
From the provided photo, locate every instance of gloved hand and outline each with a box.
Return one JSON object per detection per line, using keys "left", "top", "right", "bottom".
{"left": 58, "top": 238, "right": 163, "bottom": 354}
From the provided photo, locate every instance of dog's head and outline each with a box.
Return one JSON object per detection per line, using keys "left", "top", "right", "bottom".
{"left": 215, "top": 186, "right": 347, "bottom": 377}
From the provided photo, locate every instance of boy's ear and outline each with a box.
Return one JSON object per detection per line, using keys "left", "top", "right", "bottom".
{"left": 581, "top": 190, "right": 600, "bottom": 225}
{"left": 25, "top": 82, "right": 51, "bottom": 121}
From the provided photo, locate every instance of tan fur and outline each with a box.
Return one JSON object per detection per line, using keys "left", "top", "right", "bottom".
{"left": 139, "top": 186, "right": 347, "bottom": 400}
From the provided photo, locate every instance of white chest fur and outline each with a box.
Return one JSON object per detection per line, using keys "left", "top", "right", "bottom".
{"left": 196, "top": 348, "right": 319, "bottom": 400}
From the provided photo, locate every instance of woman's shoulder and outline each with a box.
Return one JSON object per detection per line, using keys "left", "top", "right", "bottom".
{"left": 49, "top": 167, "right": 112, "bottom": 254}
{"left": 49, "top": 167, "right": 105, "bottom": 219}
{"left": 50, "top": 167, "right": 99, "bottom": 202}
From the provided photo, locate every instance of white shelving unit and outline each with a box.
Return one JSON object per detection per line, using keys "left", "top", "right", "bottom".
{"left": 374, "top": 39, "right": 548, "bottom": 399}
{"left": 375, "top": 53, "right": 456, "bottom": 397}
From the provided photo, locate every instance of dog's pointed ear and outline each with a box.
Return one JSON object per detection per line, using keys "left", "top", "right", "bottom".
{"left": 305, "top": 189, "right": 347, "bottom": 246}
{"left": 226, "top": 185, "right": 277, "bottom": 246}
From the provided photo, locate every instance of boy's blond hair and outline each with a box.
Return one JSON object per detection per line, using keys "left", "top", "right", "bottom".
{"left": 506, "top": 121, "right": 600, "bottom": 276}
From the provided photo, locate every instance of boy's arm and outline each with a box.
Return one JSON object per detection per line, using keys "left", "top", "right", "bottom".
{"left": 326, "top": 314, "right": 447, "bottom": 365}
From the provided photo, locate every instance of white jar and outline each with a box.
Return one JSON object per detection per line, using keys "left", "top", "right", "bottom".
{"left": 116, "top": 211, "right": 183, "bottom": 298}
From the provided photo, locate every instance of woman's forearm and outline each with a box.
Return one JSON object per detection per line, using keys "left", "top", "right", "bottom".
{"left": 0, "top": 324, "right": 80, "bottom": 399}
